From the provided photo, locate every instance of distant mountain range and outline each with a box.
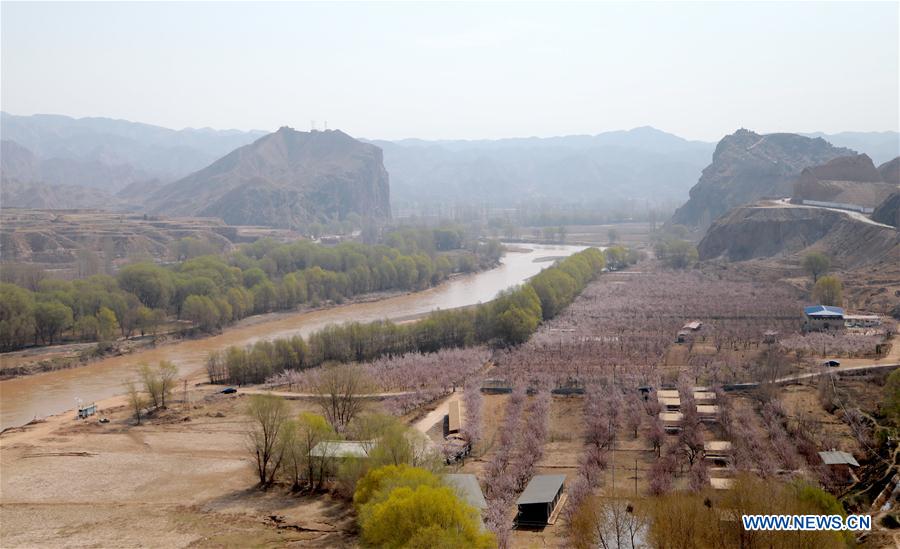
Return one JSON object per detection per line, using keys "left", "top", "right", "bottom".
{"left": 1, "top": 112, "right": 897, "bottom": 228}
{"left": 372, "top": 127, "right": 716, "bottom": 207}
{"left": 1, "top": 112, "right": 266, "bottom": 186}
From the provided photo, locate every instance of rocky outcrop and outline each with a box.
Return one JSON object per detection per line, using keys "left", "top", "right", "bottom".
{"left": 879, "top": 157, "right": 900, "bottom": 185}
{"left": 698, "top": 202, "right": 899, "bottom": 267}
{"left": 791, "top": 154, "right": 896, "bottom": 209}
{"left": 146, "top": 127, "right": 391, "bottom": 228}
{"left": 671, "top": 129, "right": 854, "bottom": 229}
{"left": 872, "top": 192, "right": 900, "bottom": 228}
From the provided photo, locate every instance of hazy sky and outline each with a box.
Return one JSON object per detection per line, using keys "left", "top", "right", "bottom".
{"left": 2, "top": 2, "right": 898, "bottom": 141}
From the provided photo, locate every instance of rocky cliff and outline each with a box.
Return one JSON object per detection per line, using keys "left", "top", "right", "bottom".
{"left": 670, "top": 129, "right": 854, "bottom": 229}
{"left": 879, "top": 157, "right": 900, "bottom": 185}
{"left": 146, "top": 127, "right": 391, "bottom": 228}
{"left": 872, "top": 192, "right": 900, "bottom": 228}
{"left": 697, "top": 202, "right": 898, "bottom": 267}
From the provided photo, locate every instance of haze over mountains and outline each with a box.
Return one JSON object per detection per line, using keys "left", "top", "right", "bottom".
{"left": 373, "top": 127, "right": 715, "bottom": 208}
{"left": 1, "top": 112, "right": 898, "bottom": 232}
{"left": 1, "top": 112, "right": 266, "bottom": 186}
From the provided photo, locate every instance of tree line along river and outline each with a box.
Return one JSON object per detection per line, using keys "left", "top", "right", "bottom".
{"left": 0, "top": 243, "right": 587, "bottom": 430}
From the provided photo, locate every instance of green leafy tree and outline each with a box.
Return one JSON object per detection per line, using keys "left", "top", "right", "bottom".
{"left": 0, "top": 283, "right": 35, "bottom": 350}
{"left": 359, "top": 483, "right": 493, "bottom": 548}
{"left": 354, "top": 464, "right": 442, "bottom": 508}
{"left": 812, "top": 276, "right": 843, "bottom": 307}
{"left": 394, "top": 256, "right": 419, "bottom": 290}
{"left": 803, "top": 252, "right": 831, "bottom": 283}
{"left": 138, "top": 361, "right": 179, "bottom": 408}
{"left": 74, "top": 315, "right": 100, "bottom": 340}
{"left": 97, "top": 306, "right": 120, "bottom": 342}
{"left": 116, "top": 263, "right": 174, "bottom": 309}
{"left": 182, "top": 294, "right": 219, "bottom": 332}
{"left": 34, "top": 300, "right": 73, "bottom": 345}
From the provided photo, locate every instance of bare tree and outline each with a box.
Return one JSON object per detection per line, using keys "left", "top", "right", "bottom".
{"left": 125, "top": 380, "right": 146, "bottom": 424}
{"left": 138, "top": 361, "right": 179, "bottom": 409}
{"left": 312, "top": 363, "right": 371, "bottom": 432}
{"left": 571, "top": 493, "right": 648, "bottom": 549}
{"left": 246, "top": 394, "right": 290, "bottom": 487}
{"left": 625, "top": 392, "right": 643, "bottom": 438}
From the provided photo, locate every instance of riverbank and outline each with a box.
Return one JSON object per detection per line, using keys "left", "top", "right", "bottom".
{"left": 0, "top": 286, "right": 416, "bottom": 382}
{"left": 0, "top": 243, "right": 585, "bottom": 430}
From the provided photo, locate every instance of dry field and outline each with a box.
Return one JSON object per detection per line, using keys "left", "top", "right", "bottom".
{"left": 0, "top": 388, "right": 357, "bottom": 548}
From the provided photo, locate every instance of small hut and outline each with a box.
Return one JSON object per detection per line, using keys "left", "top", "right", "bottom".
{"left": 516, "top": 475, "right": 566, "bottom": 527}
{"left": 818, "top": 450, "right": 859, "bottom": 483}
{"left": 697, "top": 404, "right": 719, "bottom": 423}
{"left": 660, "top": 412, "right": 684, "bottom": 433}
{"left": 309, "top": 440, "right": 374, "bottom": 460}
{"left": 704, "top": 441, "right": 732, "bottom": 463}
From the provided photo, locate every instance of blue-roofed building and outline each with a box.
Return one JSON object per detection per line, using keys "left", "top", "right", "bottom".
{"left": 804, "top": 305, "right": 845, "bottom": 332}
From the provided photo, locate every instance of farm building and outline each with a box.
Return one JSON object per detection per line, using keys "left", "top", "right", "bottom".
{"left": 309, "top": 440, "right": 373, "bottom": 460}
{"left": 657, "top": 389, "right": 681, "bottom": 411}
{"left": 481, "top": 378, "right": 513, "bottom": 394}
{"left": 658, "top": 397, "right": 681, "bottom": 411}
{"left": 447, "top": 400, "right": 461, "bottom": 434}
{"left": 516, "top": 474, "right": 566, "bottom": 526}
{"left": 76, "top": 403, "right": 97, "bottom": 419}
{"left": 445, "top": 474, "right": 487, "bottom": 511}
{"left": 763, "top": 330, "right": 779, "bottom": 344}
{"left": 660, "top": 412, "right": 684, "bottom": 433}
{"left": 693, "top": 391, "right": 716, "bottom": 404}
{"left": 710, "top": 477, "right": 735, "bottom": 490}
{"left": 697, "top": 404, "right": 719, "bottom": 422}
{"left": 682, "top": 320, "right": 703, "bottom": 331}
{"left": 818, "top": 450, "right": 859, "bottom": 482}
{"left": 844, "top": 314, "right": 881, "bottom": 328}
{"left": 804, "top": 305, "right": 845, "bottom": 332}
{"left": 704, "top": 441, "right": 732, "bottom": 462}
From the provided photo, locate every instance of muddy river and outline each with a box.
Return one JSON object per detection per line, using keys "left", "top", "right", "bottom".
{"left": 0, "top": 243, "right": 586, "bottom": 429}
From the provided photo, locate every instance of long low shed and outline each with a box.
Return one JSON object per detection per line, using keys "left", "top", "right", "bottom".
{"left": 309, "top": 441, "right": 374, "bottom": 459}
{"left": 448, "top": 400, "right": 461, "bottom": 434}
{"left": 516, "top": 474, "right": 565, "bottom": 526}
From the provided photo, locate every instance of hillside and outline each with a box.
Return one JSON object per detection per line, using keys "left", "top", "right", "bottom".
{"left": 146, "top": 127, "right": 391, "bottom": 228}
{"left": 697, "top": 201, "right": 898, "bottom": 268}
{"left": 0, "top": 209, "right": 238, "bottom": 272}
{"left": 872, "top": 192, "right": 900, "bottom": 227}
{"left": 879, "top": 157, "right": 900, "bottom": 185}
{"left": 375, "top": 126, "right": 715, "bottom": 208}
{"left": 791, "top": 154, "right": 897, "bottom": 209}
{"left": 670, "top": 129, "right": 854, "bottom": 229}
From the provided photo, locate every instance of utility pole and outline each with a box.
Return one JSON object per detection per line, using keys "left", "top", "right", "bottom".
{"left": 634, "top": 458, "right": 638, "bottom": 496}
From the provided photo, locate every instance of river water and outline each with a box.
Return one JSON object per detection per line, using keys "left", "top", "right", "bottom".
{"left": 0, "top": 243, "right": 586, "bottom": 429}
